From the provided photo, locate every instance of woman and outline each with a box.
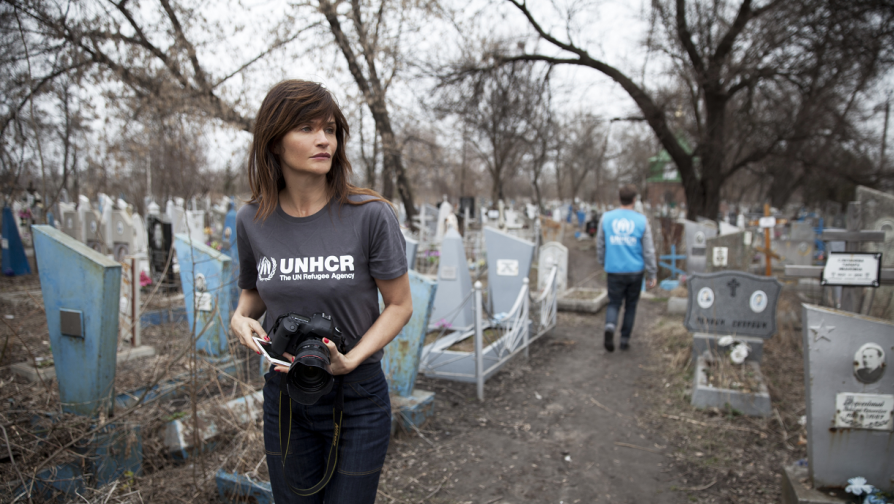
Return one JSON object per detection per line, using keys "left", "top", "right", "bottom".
{"left": 230, "top": 79, "right": 412, "bottom": 503}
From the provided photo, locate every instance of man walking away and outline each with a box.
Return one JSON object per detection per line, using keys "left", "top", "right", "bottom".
{"left": 595, "top": 185, "right": 657, "bottom": 351}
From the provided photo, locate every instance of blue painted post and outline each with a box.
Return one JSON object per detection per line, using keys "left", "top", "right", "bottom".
{"left": 2, "top": 206, "right": 31, "bottom": 276}
{"left": 382, "top": 271, "right": 437, "bottom": 429}
{"left": 219, "top": 205, "right": 240, "bottom": 312}
{"left": 174, "top": 234, "right": 232, "bottom": 358}
{"left": 33, "top": 225, "right": 120, "bottom": 417}
{"left": 658, "top": 244, "right": 687, "bottom": 280}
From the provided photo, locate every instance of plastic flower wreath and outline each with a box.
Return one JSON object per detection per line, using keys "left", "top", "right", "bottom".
{"left": 845, "top": 477, "right": 892, "bottom": 504}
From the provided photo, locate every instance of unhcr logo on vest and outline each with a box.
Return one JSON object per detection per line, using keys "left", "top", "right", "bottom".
{"left": 609, "top": 218, "right": 638, "bottom": 246}
{"left": 257, "top": 256, "right": 277, "bottom": 281}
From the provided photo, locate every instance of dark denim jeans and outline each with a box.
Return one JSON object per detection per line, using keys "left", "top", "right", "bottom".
{"left": 605, "top": 272, "right": 644, "bottom": 342}
{"left": 263, "top": 362, "right": 391, "bottom": 504}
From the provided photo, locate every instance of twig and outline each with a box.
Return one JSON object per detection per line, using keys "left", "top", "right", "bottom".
{"left": 399, "top": 411, "right": 435, "bottom": 448}
{"left": 1, "top": 424, "right": 30, "bottom": 503}
{"left": 614, "top": 442, "right": 664, "bottom": 455}
{"left": 679, "top": 479, "right": 717, "bottom": 492}
{"left": 589, "top": 396, "right": 622, "bottom": 417}
{"left": 420, "top": 473, "right": 451, "bottom": 503}
{"left": 484, "top": 497, "right": 503, "bottom": 504}
{"left": 660, "top": 413, "right": 767, "bottom": 437}
{"left": 377, "top": 488, "right": 398, "bottom": 503}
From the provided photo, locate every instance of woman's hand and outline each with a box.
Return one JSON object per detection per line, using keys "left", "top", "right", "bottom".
{"left": 272, "top": 339, "right": 356, "bottom": 375}
{"left": 230, "top": 311, "right": 268, "bottom": 355}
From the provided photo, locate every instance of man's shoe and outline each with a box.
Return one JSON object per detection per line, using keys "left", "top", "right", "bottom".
{"left": 604, "top": 330, "right": 614, "bottom": 352}
{"left": 619, "top": 340, "right": 629, "bottom": 350}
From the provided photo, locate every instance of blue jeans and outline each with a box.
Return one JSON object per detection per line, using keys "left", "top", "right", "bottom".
{"left": 605, "top": 272, "right": 644, "bottom": 342}
{"left": 263, "top": 362, "right": 391, "bottom": 503}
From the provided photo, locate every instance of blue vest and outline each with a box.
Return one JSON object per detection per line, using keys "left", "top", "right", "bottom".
{"left": 602, "top": 209, "right": 646, "bottom": 274}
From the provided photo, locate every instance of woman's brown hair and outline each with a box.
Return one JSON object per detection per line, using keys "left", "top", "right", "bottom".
{"left": 247, "top": 79, "right": 388, "bottom": 220}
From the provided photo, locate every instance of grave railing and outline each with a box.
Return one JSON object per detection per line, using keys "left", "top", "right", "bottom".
{"left": 418, "top": 266, "right": 559, "bottom": 400}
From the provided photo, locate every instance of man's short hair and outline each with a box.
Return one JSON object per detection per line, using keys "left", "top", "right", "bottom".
{"left": 619, "top": 185, "right": 637, "bottom": 206}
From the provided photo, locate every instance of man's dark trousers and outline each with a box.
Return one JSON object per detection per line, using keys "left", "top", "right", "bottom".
{"left": 604, "top": 272, "right": 644, "bottom": 343}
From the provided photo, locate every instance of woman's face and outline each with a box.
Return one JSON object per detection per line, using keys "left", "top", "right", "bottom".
{"left": 274, "top": 117, "right": 337, "bottom": 178}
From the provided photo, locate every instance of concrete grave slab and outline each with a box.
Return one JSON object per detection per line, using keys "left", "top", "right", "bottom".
{"left": 174, "top": 234, "right": 233, "bottom": 358}
{"left": 33, "top": 225, "right": 121, "bottom": 417}
{"left": 802, "top": 304, "right": 894, "bottom": 492}
{"left": 685, "top": 271, "right": 782, "bottom": 339}
{"left": 484, "top": 226, "right": 535, "bottom": 315}
{"left": 539, "top": 241, "right": 568, "bottom": 293}
{"left": 683, "top": 219, "right": 718, "bottom": 274}
{"left": 706, "top": 231, "right": 754, "bottom": 273}
{"left": 429, "top": 228, "right": 474, "bottom": 329}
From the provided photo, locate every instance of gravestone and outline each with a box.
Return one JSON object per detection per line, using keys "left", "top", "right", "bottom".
{"left": 435, "top": 201, "right": 453, "bottom": 243}
{"left": 174, "top": 234, "right": 233, "bottom": 358}
{"left": 856, "top": 185, "right": 894, "bottom": 319}
{"left": 538, "top": 241, "right": 568, "bottom": 293}
{"left": 705, "top": 231, "right": 754, "bottom": 273}
{"left": 685, "top": 271, "right": 782, "bottom": 339}
{"left": 147, "top": 215, "right": 175, "bottom": 283}
{"left": 32, "top": 225, "right": 120, "bottom": 416}
{"left": 381, "top": 271, "right": 437, "bottom": 428}
{"left": 772, "top": 239, "right": 814, "bottom": 267}
{"left": 800, "top": 304, "right": 893, "bottom": 492}
{"left": 59, "top": 202, "right": 82, "bottom": 242}
{"left": 83, "top": 208, "right": 104, "bottom": 253}
{"left": 111, "top": 209, "right": 135, "bottom": 262}
{"left": 683, "top": 219, "right": 718, "bottom": 274}
{"left": 219, "top": 207, "right": 240, "bottom": 311}
{"left": 429, "top": 228, "right": 474, "bottom": 329}
{"left": 2, "top": 206, "right": 31, "bottom": 276}
{"left": 791, "top": 221, "right": 815, "bottom": 241}
{"left": 484, "top": 226, "right": 535, "bottom": 315}
{"left": 186, "top": 209, "right": 206, "bottom": 244}
{"left": 404, "top": 235, "right": 419, "bottom": 271}
{"left": 685, "top": 271, "right": 782, "bottom": 416}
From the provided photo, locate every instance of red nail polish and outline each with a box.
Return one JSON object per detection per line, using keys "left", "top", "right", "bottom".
{"left": 256, "top": 351, "right": 261, "bottom": 355}
{"left": 291, "top": 356, "right": 295, "bottom": 362}
{"left": 264, "top": 336, "right": 270, "bottom": 341}
{"left": 323, "top": 338, "right": 330, "bottom": 344}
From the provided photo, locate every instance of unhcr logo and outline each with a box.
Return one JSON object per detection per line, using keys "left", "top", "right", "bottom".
{"left": 612, "top": 218, "right": 635, "bottom": 236}
{"left": 257, "top": 256, "right": 276, "bottom": 281}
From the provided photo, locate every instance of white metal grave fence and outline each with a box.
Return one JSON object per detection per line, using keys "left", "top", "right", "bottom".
{"left": 419, "top": 265, "right": 558, "bottom": 400}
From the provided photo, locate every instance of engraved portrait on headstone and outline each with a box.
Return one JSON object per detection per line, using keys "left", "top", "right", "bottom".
{"left": 194, "top": 273, "right": 213, "bottom": 312}
{"left": 854, "top": 343, "right": 886, "bottom": 384}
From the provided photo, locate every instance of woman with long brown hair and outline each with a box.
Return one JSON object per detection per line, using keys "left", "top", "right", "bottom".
{"left": 230, "top": 79, "right": 412, "bottom": 503}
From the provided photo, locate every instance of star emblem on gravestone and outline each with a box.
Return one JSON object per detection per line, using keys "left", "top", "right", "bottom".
{"left": 809, "top": 319, "right": 835, "bottom": 343}
{"left": 727, "top": 278, "right": 740, "bottom": 297}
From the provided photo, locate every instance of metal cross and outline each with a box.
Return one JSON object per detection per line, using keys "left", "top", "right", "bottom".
{"left": 727, "top": 278, "right": 741, "bottom": 297}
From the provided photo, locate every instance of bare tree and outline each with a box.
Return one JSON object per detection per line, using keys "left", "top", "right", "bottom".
{"left": 502, "top": 0, "right": 894, "bottom": 219}
{"left": 315, "top": 0, "right": 419, "bottom": 228}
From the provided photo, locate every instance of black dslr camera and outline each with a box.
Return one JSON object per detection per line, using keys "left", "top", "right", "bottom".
{"left": 267, "top": 312, "right": 347, "bottom": 405}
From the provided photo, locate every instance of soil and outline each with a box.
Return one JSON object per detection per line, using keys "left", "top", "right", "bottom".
{"left": 0, "top": 223, "right": 810, "bottom": 503}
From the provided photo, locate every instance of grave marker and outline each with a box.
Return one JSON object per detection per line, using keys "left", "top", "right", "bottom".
{"left": 800, "top": 304, "right": 893, "bottom": 492}
{"left": 484, "top": 226, "right": 535, "bottom": 315}
{"left": 382, "top": 271, "right": 437, "bottom": 428}
{"left": 429, "top": 228, "right": 474, "bottom": 329}
{"left": 404, "top": 235, "right": 419, "bottom": 271}
{"left": 32, "top": 225, "right": 121, "bottom": 416}
{"left": 856, "top": 185, "right": 894, "bottom": 319}
{"left": 174, "top": 234, "right": 233, "bottom": 357}
{"left": 147, "top": 215, "right": 175, "bottom": 283}
{"left": 2, "top": 206, "right": 31, "bottom": 276}
{"left": 705, "top": 231, "right": 754, "bottom": 273}
{"left": 83, "top": 208, "right": 104, "bottom": 253}
{"left": 685, "top": 271, "right": 781, "bottom": 416}
{"left": 683, "top": 219, "right": 718, "bottom": 274}
{"left": 538, "top": 241, "right": 568, "bottom": 293}
{"left": 111, "top": 209, "right": 135, "bottom": 262}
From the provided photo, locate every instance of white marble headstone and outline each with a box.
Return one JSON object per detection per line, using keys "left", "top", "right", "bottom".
{"left": 538, "top": 241, "right": 568, "bottom": 293}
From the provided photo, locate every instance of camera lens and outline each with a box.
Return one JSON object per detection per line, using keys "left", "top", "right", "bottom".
{"left": 286, "top": 340, "right": 334, "bottom": 405}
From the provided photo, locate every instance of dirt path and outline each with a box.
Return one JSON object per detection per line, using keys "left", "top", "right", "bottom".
{"left": 377, "top": 230, "right": 688, "bottom": 503}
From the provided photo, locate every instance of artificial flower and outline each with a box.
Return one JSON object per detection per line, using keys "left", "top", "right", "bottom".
{"left": 845, "top": 476, "right": 874, "bottom": 496}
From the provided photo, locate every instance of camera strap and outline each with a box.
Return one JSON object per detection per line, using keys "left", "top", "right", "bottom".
{"left": 278, "top": 375, "right": 345, "bottom": 497}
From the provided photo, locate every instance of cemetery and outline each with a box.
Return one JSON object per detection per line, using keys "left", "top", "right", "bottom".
{"left": 2, "top": 1, "right": 894, "bottom": 501}
{"left": 0, "top": 184, "right": 889, "bottom": 503}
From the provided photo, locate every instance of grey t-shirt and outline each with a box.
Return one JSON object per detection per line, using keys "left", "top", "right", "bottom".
{"left": 236, "top": 195, "right": 407, "bottom": 363}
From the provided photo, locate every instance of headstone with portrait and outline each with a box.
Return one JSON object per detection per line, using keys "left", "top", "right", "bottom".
{"left": 684, "top": 271, "right": 782, "bottom": 416}
{"left": 705, "top": 231, "right": 754, "bottom": 273}
{"left": 173, "top": 234, "right": 233, "bottom": 358}
{"left": 683, "top": 219, "right": 718, "bottom": 274}
{"left": 146, "top": 215, "right": 175, "bottom": 285}
{"left": 110, "top": 209, "right": 135, "bottom": 262}
{"left": 856, "top": 185, "right": 894, "bottom": 319}
{"left": 484, "top": 226, "right": 535, "bottom": 315}
{"left": 791, "top": 304, "right": 894, "bottom": 494}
